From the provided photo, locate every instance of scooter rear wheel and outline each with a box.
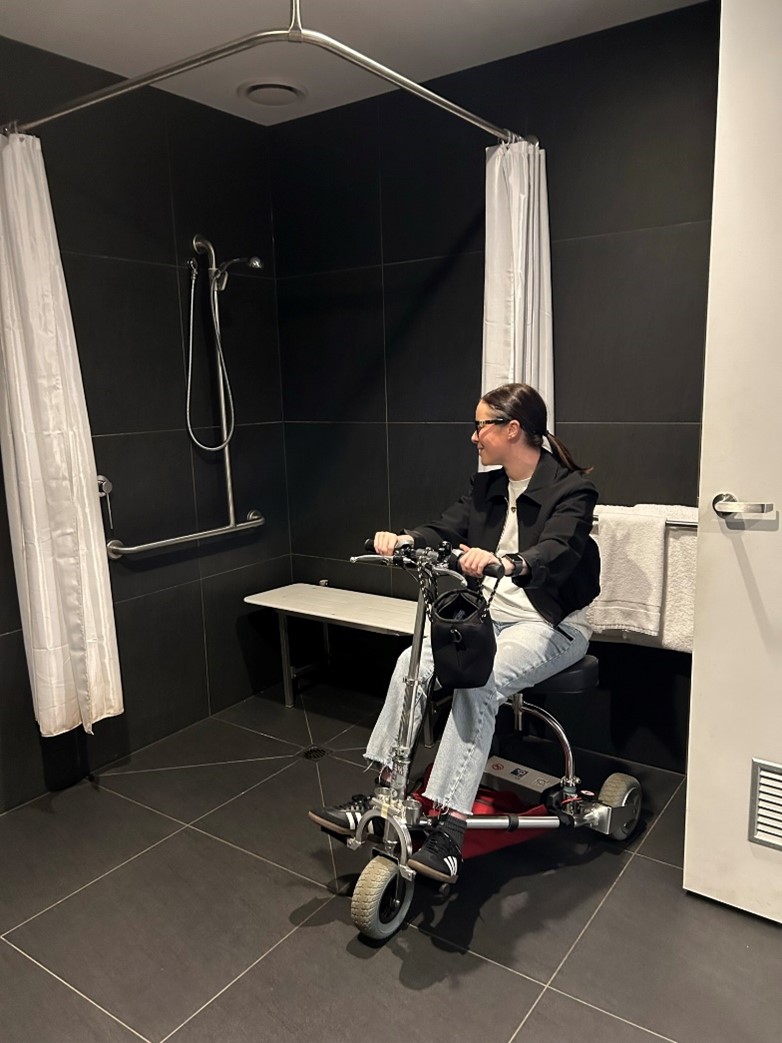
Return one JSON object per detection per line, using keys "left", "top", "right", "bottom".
{"left": 351, "top": 856, "right": 414, "bottom": 940}
{"left": 598, "top": 772, "right": 643, "bottom": 840}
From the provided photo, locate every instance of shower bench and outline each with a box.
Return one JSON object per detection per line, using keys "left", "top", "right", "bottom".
{"left": 244, "top": 583, "right": 416, "bottom": 709}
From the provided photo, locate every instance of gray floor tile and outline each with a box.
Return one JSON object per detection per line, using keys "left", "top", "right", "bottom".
{"left": 0, "top": 940, "right": 142, "bottom": 1043}
{"left": 167, "top": 897, "right": 543, "bottom": 1043}
{"left": 554, "top": 856, "right": 782, "bottom": 1043}
{"left": 101, "top": 716, "right": 300, "bottom": 773}
{"left": 217, "top": 682, "right": 380, "bottom": 750}
{"left": 0, "top": 782, "right": 179, "bottom": 935}
{"left": 516, "top": 988, "right": 668, "bottom": 1042}
{"left": 98, "top": 756, "right": 296, "bottom": 823}
{"left": 410, "top": 828, "right": 631, "bottom": 983}
{"left": 7, "top": 828, "right": 328, "bottom": 1043}
{"left": 215, "top": 689, "right": 314, "bottom": 746}
{"left": 196, "top": 755, "right": 375, "bottom": 890}
{"left": 636, "top": 779, "right": 685, "bottom": 868}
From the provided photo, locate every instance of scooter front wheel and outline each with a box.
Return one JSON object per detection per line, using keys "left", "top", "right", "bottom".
{"left": 351, "top": 856, "right": 414, "bottom": 940}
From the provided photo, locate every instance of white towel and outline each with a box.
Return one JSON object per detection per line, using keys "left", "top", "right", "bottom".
{"left": 587, "top": 507, "right": 666, "bottom": 637}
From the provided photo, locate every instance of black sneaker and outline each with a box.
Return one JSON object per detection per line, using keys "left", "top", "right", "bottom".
{"left": 308, "top": 794, "right": 383, "bottom": 836}
{"left": 407, "top": 826, "right": 463, "bottom": 883}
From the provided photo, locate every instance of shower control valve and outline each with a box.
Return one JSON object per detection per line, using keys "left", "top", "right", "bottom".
{"left": 97, "top": 475, "right": 114, "bottom": 531}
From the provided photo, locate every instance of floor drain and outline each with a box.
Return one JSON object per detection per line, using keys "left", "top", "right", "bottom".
{"left": 301, "top": 745, "right": 327, "bottom": 760}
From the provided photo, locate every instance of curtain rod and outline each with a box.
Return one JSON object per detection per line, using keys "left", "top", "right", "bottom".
{"left": 2, "top": 0, "right": 520, "bottom": 142}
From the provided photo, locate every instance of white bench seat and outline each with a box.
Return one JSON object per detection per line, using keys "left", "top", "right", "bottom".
{"left": 245, "top": 583, "right": 416, "bottom": 707}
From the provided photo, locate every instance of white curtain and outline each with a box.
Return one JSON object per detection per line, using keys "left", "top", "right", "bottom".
{"left": 0, "top": 133, "right": 123, "bottom": 736}
{"left": 482, "top": 139, "right": 554, "bottom": 425}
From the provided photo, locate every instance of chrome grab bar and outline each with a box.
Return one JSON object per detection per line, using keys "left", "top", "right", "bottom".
{"left": 106, "top": 511, "right": 265, "bottom": 560}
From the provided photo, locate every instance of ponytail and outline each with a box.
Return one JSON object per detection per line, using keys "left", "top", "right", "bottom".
{"left": 545, "top": 430, "right": 593, "bottom": 476}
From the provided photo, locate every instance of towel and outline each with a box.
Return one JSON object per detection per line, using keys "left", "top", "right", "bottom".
{"left": 587, "top": 507, "right": 666, "bottom": 637}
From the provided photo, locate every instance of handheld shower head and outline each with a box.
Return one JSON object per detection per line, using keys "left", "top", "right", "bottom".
{"left": 213, "top": 255, "right": 264, "bottom": 290}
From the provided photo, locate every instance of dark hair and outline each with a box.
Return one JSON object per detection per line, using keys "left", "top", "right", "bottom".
{"left": 481, "top": 383, "right": 593, "bottom": 475}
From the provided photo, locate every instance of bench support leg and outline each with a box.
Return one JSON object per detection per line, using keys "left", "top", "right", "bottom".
{"left": 277, "top": 613, "right": 296, "bottom": 709}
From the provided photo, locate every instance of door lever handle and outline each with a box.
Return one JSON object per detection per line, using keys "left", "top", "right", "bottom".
{"left": 712, "top": 492, "right": 774, "bottom": 517}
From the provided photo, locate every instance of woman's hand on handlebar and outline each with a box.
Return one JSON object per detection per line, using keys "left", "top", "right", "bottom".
{"left": 373, "top": 531, "right": 409, "bottom": 556}
{"left": 458, "top": 544, "right": 509, "bottom": 578}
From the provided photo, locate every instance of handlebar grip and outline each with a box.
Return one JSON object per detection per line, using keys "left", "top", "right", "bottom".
{"left": 482, "top": 560, "right": 506, "bottom": 579}
{"left": 364, "top": 538, "right": 375, "bottom": 551}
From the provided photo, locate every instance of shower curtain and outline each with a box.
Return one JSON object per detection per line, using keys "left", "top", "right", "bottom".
{"left": 0, "top": 133, "right": 123, "bottom": 736}
{"left": 482, "top": 139, "right": 554, "bottom": 423}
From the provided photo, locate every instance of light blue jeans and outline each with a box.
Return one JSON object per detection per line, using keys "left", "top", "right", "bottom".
{"left": 364, "top": 618, "right": 589, "bottom": 815}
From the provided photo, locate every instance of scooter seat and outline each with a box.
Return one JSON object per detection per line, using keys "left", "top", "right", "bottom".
{"left": 523, "top": 654, "right": 599, "bottom": 697}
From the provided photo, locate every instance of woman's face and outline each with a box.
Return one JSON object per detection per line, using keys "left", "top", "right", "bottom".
{"left": 471, "top": 400, "right": 512, "bottom": 467}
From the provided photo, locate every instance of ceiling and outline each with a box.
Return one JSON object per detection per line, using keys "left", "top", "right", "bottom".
{"left": 2, "top": 0, "right": 701, "bottom": 126}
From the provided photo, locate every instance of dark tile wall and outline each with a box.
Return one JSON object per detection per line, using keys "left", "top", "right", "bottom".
{"left": 0, "top": 37, "right": 288, "bottom": 812}
{"left": 272, "top": 2, "right": 718, "bottom": 771}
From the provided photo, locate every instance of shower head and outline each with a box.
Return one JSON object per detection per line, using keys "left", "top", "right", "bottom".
{"left": 213, "top": 255, "right": 264, "bottom": 290}
{"left": 218, "top": 256, "right": 264, "bottom": 273}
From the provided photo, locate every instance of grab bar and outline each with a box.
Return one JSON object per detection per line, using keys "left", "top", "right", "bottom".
{"left": 106, "top": 511, "right": 265, "bottom": 559}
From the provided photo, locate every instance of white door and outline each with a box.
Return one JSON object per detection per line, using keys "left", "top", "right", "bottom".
{"left": 684, "top": 0, "right": 782, "bottom": 921}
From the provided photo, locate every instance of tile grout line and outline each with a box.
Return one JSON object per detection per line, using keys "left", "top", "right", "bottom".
{"left": 634, "top": 850, "right": 684, "bottom": 872}
{"left": 187, "top": 759, "right": 299, "bottom": 827}
{"left": 504, "top": 850, "right": 637, "bottom": 1043}
{"left": 157, "top": 892, "right": 340, "bottom": 1042}
{"left": 313, "top": 757, "right": 342, "bottom": 889}
{"left": 503, "top": 775, "right": 687, "bottom": 1043}
{"left": 633, "top": 777, "right": 686, "bottom": 857}
{"left": 1, "top": 937, "right": 153, "bottom": 1042}
{"left": 80, "top": 779, "right": 333, "bottom": 893}
{"left": 407, "top": 922, "right": 547, "bottom": 989}
{"left": 546, "top": 984, "right": 682, "bottom": 1042}
{"left": 186, "top": 823, "right": 332, "bottom": 892}
{"left": 1, "top": 826, "right": 188, "bottom": 938}
{"left": 211, "top": 714, "right": 308, "bottom": 749}
{"left": 102, "top": 753, "right": 298, "bottom": 777}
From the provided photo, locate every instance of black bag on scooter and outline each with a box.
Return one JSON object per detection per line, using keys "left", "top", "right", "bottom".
{"left": 430, "top": 587, "right": 497, "bottom": 689}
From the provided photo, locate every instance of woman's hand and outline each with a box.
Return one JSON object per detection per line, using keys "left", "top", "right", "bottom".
{"left": 374, "top": 531, "right": 407, "bottom": 556}
{"left": 458, "top": 544, "right": 507, "bottom": 578}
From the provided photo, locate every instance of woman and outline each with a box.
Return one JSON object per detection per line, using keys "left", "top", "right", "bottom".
{"left": 309, "top": 383, "right": 600, "bottom": 883}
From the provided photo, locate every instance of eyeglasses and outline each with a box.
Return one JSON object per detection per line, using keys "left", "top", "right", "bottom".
{"left": 473, "top": 418, "right": 510, "bottom": 433}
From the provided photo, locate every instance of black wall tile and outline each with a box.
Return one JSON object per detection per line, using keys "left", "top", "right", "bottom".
{"left": 166, "top": 94, "right": 274, "bottom": 276}
{"left": 285, "top": 423, "right": 388, "bottom": 559}
{"left": 278, "top": 267, "right": 385, "bottom": 422}
{"left": 388, "top": 423, "right": 477, "bottom": 531}
{"left": 527, "top": 2, "right": 719, "bottom": 241}
{"left": 384, "top": 254, "right": 484, "bottom": 422}
{"left": 93, "top": 431, "right": 201, "bottom": 602}
{"left": 556, "top": 422, "right": 701, "bottom": 507}
{"left": 0, "top": 630, "right": 83, "bottom": 813}
{"left": 84, "top": 583, "right": 209, "bottom": 769}
{"left": 202, "top": 556, "right": 292, "bottom": 713}
{"left": 379, "top": 89, "right": 487, "bottom": 263}
{"left": 64, "top": 255, "right": 185, "bottom": 435}
{"left": 183, "top": 269, "right": 282, "bottom": 429}
{"left": 0, "top": 36, "right": 115, "bottom": 133}
{"left": 41, "top": 87, "right": 176, "bottom": 264}
{"left": 192, "top": 422, "right": 289, "bottom": 578}
{"left": 553, "top": 223, "right": 710, "bottom": 423}
{"left": 270, "top": 98, "right": 381, "bottom": 277}
{"left": 291, "top": 555, "right": 392, "bottom": 598}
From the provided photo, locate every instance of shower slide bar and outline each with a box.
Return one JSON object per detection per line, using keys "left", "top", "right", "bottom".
{"left": 2, "top": 1, "right": 520, "bottom": 142}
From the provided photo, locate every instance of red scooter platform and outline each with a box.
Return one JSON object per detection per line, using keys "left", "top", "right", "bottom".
{"left": 411, "top": 766, "right": 556, "bottom": 859}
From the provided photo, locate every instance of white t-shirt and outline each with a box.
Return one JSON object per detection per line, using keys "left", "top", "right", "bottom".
{"left": 482, "top": 476, "right": 592, "bottom": 640}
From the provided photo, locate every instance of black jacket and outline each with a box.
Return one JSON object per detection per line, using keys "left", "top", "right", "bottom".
{"left": 406, "top": 450, "right": 600, "bottom": 627}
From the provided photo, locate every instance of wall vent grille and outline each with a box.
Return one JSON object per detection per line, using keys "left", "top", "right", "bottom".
{"left": 749, "top": 759, "right": 782, "bottom": 851}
